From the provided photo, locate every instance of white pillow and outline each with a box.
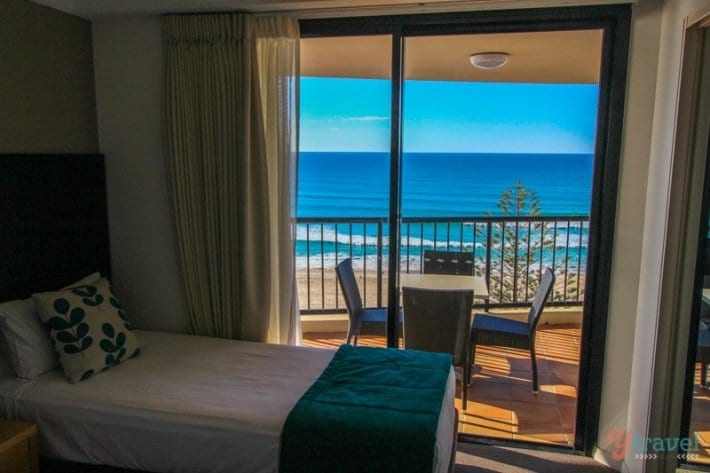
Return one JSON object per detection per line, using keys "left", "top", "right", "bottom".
{"left": 0, "top": 273, "right": 102, "bottom": 379}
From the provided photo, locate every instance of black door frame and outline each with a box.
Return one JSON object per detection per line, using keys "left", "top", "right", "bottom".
{"left": 675, "top": 16, "right": 710, "bottom": 470}
{"left": 300, "top": 4, "right": 631, "bottom": 455}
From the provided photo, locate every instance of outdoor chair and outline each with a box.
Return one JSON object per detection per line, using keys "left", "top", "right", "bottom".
{"left": 470, "top": 268, "right": 555, "bottom": 393}
{"left": 701, "top": 275, "right": 710, "bottom": 324}
{"left": 335, "top": 258, "right": 402, "bottom": 345}
{"left": 698, "top": 276, "right": 710, "bottom": 387}
{"left": 402, "top": 286, "right": 475, "bottom": 407}
{"left": 422, "top": 250, "right": 475, "bottom": 276}
{"left": 697, "top": 322, "right": 710, "bottom": 388}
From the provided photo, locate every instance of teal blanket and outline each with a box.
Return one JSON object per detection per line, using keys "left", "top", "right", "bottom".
{"left": 280, "top": 344, "right": 452, "bottom": 473}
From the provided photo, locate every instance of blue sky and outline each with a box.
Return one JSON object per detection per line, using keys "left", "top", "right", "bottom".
{"left": 299, "top": 77, "right": 599, "bottom": 154}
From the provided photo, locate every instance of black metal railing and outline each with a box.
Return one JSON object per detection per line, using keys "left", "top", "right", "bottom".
{"left": 294, "top": 215, "right": 589, "bottom": 314}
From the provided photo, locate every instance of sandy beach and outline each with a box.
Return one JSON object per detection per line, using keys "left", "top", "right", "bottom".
{"left": 297, "top": 268, "right": 388, "bottom": 312}
{"left": 296, "top": 268, "right": 585, "bottom": 312}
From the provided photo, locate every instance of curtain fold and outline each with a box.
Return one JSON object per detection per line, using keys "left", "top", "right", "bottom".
{"left": 162, "top": 13, "right": 300, "bottom": 344}
{"left": 251, "top": 18, "right": 301, "bottom": 345}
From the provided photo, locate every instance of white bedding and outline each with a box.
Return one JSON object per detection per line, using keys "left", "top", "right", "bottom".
{"left": 0, "top": 330, "right": 455, "bottom": 473}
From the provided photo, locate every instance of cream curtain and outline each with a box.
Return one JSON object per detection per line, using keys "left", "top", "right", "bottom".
{"left": 162, "top": 14, "right": 300, "bottom": 344}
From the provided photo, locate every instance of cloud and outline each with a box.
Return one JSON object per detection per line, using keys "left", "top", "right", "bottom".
{"left": 341, "top": 116, "right": 390, "bottom": 122}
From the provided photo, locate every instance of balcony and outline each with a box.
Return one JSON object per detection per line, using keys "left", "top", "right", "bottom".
{"left": 303, "top": 325, "right": 580, "bottom": 446}
{"left": 296, "top": 214, "right": 586, "bottom": 446}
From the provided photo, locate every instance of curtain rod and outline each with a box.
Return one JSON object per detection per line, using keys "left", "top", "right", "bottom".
{"left": 158, "top": 0, "right": 633, "bottom": 20}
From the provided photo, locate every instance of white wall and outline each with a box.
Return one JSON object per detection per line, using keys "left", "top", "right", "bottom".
{"left": 93, "top": 17, "right": 189, "bottom": 333}
{"left": 0, "top": 0, "right": 98, "bottom": 153}
{"left": 627, "top": 1, "right": 709, "bottom": 472}
{"left": 594, "top": 1, "right": 710, "bottom": 472}
{"left": 593, "top": 0, "right": 663, "bottom": 469}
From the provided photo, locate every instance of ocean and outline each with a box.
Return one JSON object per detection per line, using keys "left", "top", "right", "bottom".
{"left": 296, "top": 152, "right": 593, "bottom": 271}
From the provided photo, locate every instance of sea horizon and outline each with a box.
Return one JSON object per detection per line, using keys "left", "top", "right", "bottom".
{"left": 295, "top": 151, "right": 592, "bottom": 271}
{"left": 297, "top": 151, "right": 593, "bottom": 218}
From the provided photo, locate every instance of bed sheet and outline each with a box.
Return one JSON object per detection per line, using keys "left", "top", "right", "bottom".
{"left": 0, "top": 330, "right": 455, "bottom": 473}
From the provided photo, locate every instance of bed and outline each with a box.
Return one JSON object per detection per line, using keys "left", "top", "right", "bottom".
{"left": 0, "top": 154, "right": 457, "bottom": 473}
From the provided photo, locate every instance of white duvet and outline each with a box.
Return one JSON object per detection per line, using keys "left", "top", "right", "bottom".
{"left": 0, "top": 330, "right": 454, "bottom": 473}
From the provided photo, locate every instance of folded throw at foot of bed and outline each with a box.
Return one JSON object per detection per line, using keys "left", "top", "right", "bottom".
{"left": 280, "top": 344, "right": 452, "bottom": 473}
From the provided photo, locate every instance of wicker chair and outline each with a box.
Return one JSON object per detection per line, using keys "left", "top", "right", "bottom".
{"left": 402, "top": 287, "right": 474, "bottom": 407}
{"left": 470, "top": 268, "right": 555, "bottom": 393}
{"left": 697, "top": 324, "right": 710, "bottom": 388}
{"left": 422, "top": 250, "right": 475, "bottom": 276}
{"left": 335, "top": 258, "right": 402, "bottom": 345}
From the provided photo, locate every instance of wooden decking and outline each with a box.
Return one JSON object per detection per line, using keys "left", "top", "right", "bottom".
{"left": 302, "top": 324, "right": 580, "bottom": 447}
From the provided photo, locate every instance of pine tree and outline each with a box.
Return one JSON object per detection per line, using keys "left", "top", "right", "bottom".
{"left": 485, "top": 179, "right": 553, "bottom": 303}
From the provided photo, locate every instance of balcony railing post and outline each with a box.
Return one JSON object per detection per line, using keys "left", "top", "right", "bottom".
{"left": 485, "top": 220, "right": 492, "bottom": 310}
{"left": 513, "top": 221, "right": 519, "bottom": 303}
{"left": 306, "top": 223, "right": 311, "bottom": 310}
{"left": 377, "top": 221, "right": 383, "bottom": 308}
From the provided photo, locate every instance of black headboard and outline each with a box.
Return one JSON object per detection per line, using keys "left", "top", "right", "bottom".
{"left": 0, "top": 154, "right": 111, "bottom": 301}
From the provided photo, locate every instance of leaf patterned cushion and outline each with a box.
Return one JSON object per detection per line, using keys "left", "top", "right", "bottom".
{"left": 33, "top": 278, "right": 139, "bottom": 383}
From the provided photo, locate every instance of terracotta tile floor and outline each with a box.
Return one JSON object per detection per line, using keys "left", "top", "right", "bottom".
{"left": 302, "top": 323, "right": 581, "bottom": 447}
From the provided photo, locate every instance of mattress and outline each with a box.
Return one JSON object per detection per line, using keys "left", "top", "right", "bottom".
{"left": 0, "top": 330, "right": 455, "bottom": 473}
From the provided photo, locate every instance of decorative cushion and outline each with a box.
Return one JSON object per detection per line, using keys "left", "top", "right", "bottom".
{"left": 33, "top": 278, "right": 139, "bottom": 383}
{"left": 0, "top": 272, "right": 102, "bottom": 379}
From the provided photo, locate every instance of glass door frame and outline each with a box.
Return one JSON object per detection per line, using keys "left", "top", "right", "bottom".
{"left": 300, "top": 4, "right": 631, "bottom": 455}
{"left": 679, "top": 132, "right": 710, "bottom": 469}
{"left": 678, "top": 24, "right": 710, "bottom": 458}
{"left": 664, "top": 17, "right": 709, "bottom": 469}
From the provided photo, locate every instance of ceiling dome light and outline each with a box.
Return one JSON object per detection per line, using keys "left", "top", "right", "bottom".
{"left": 469, "top": 52, "right": 509, "bottom": 70}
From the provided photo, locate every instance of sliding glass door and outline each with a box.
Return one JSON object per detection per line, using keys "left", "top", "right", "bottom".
{"left": 298, "top": 5, "right": 630, "bottom": 453}
{"left": 679, "top": 24, "right": 710, "bottom": 468}
{"left": 297, "top": 35, "right": 392, "bottom": 327}
{"left": 398, "top": 30, "right": 601, "bottom": 444}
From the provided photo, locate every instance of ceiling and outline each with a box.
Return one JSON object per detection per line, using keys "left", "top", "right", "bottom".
{"left": 31, "top": 0, "right": 633, "bottom": 19}
{"left": 302, "top": 29, "right": 603, "bottom": 83}
{"left": 30, "top": 0, "right": 609, "bottom": 84}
